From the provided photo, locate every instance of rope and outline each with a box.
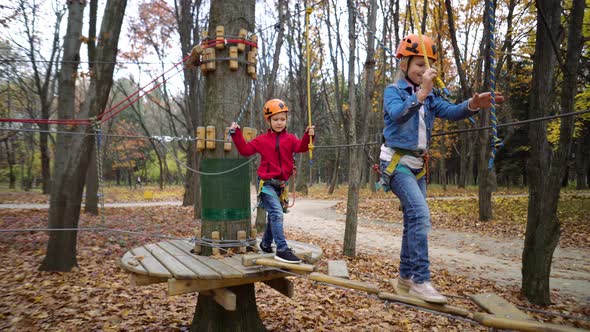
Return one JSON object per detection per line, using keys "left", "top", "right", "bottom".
{"left": 91, "top": 118, "right": 106, "bottom": 225}
{"left": 486, "top": 0, "right": 503, "bottom": 170}
{"left": 305, "top": 7, "right": 314, "bottom": 162}
{"left": 3, "top": 108, "right": 589, "bottom": 148}
{"left": 154, "top": 138, "right": 257, "bottom": 176}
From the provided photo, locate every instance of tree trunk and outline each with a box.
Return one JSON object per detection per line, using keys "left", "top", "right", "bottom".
{"left": 193, "top": 0, "right": 262, "bottom": 330}
{"left": 191, "top": 285, "right": 264, "bottom": 332}
{"left": 575, "top": 130, "right": 589, "bottom": 189}
{"left": 40, "top": 0, "right": 127, "bottom": 272}
{"left": 175, "top": 0, "right": 202, "bottom": 211}
{"left": 84, "top": 151, "right": 99, "bottom": 214}
{"left": 343, "top": 0, "right": 360, "bottom": 257}
{"left": 523, "top": 0, "right": 583, "bottom": 305}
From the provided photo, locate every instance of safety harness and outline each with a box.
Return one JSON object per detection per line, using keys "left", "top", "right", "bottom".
{"left": 379, "top": 148, "right": 429, "bottom": 192}
{"left": 258, "top": 178, "right": 290, "bottom": 213}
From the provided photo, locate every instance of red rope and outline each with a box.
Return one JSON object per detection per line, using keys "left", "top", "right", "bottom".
{"left": 0, "top": 54, "right": 191, "bottom": 127}
{"left": 97, "top": 54, "right": 191, "bottom": 121}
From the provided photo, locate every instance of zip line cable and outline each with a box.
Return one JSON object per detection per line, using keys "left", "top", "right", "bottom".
{"left": 3, "top": 108, "right": 588, "bottom": 146}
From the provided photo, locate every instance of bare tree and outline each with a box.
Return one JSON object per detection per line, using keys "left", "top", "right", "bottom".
{"left": 14, "top": 0, "right": 66, "bottom": 194}
{"left": 40, "top": 0, "right": 128, "bottom": 272}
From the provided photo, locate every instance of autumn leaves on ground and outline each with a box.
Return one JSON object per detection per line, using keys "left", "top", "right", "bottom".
{"left": 1, "top": 185, "right": 589, "bottom": 331}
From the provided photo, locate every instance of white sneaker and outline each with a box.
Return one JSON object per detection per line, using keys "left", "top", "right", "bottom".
{"left": 409, "top": 281, "right": 448, "bottom": 304}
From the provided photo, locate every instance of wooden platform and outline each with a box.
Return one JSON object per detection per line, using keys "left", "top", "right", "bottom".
{"left": 120, "top": 238, "right": 323, "bottom": 296}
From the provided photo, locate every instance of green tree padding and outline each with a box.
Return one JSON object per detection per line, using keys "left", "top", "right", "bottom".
{"left": 200, "top": 159, "right": 251, "bottom": 221}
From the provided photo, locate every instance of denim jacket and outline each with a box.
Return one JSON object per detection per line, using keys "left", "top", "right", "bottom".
{"left": 383, "top": 79, "right": 474, "bottom": 150}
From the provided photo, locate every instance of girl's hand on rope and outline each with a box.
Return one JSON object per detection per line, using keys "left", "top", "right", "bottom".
{"left": 417, "top": 68, "right": 437, "bottom": 103}
{"left": 469, "top": 92, "right": 505, "bottom": 111}
{"left": 230, "top": 122, "right": 240, "bottom": 132}
{"left": 306, "top": 125, "right": 315, "bottom": 137}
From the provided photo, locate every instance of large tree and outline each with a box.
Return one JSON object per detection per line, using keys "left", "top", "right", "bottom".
{"left": 40, "top": 0, "right": 128, "bottom": 272}
{"left": 522, "top": 0, "right": 584, "bottom": 305}
{"left": 190, "top": 1, "right": 263, "bottom": 331}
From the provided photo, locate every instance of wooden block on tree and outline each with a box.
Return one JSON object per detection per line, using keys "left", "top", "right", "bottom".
{"left": 328, "top": 260, "right": 349, "bottom": 279}
{"left": 263, "top": 277, "right": 293, "bottom": 298}
{"left": 243, "top": 127, "right": 257, "bottom": 142}
{"left": 237, "top": 29, "right": 248, "bottom": 52}
{"left": 310, "top": 272, "right": 379, "bottom": 294}
{"left": 215, "top": 25, "right": 225, "bottom": 50}
{"left": 196, "top": 127, "right": 205, "bottom": 151}
{"left": 202, "top": 288, "right": 236, "bottom": 311}
{"left": 224, "top": 127, "right": 232, "bottom": 151}
{"left": 469, "top": 293, "right": 531, "bottom": 321}
{"left": 211, "top": 231, "right": 220, "bottom": 255}
{"left": 206, "top": 126, "right": 216, "bottom": 150}
{"left": 229, "top": 46, "right": 238, "bottom": 70}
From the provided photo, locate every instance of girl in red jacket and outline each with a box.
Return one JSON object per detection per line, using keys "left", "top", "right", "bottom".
{"left": 230, "top": 99, "right": 314, "bottom": 263}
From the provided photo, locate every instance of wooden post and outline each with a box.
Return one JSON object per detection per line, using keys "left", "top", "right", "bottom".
{"left": 211, "top": 231, "right": 220, "bottom": 255}
{"left": 196, "top": 127, "right": 205, "bottom": 151}
{"left": 229, "top": 46, "right": 238, "bottom": 70}
{"left": 237, "top": 230, "right": 246, "bottom": 254}
{"left": 250, "top": 228, "right": 257, "bottom": 251}
{"left": 206, "top": 126, "right": 216, "bottom": 150}
{"left": 215, "top": 26, "right": 225, "bottom": 49}
{"left": 224, "top": 127, "right": 232, "bottom": 151}
{"left": 193, "top": 228, "right": 201, "bottom": 254}
{"left": 237, "top": 29, "right": 248, "bottom": 52}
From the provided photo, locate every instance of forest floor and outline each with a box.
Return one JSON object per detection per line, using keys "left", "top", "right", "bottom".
{"left": 0, "top": 185, "right": 589, "bottom": 331}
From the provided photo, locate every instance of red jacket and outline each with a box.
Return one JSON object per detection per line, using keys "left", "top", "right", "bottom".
{"left": 231, "top": 128, "right": 311, "bottom": 181}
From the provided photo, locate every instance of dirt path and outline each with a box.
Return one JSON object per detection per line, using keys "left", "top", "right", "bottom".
{"left": 284, "top": 199, "right": 590, "bottom": 302}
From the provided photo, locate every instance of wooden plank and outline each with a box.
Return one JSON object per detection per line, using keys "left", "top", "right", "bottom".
{"left": 254, "top": 258, "right": 315, "bottom": 272}
{"left": 168, "top": 273, "right": 287, "bottom": 296}
{"left": 473, "top": 312, "right": 587, "bottom": 332}
{"left": 469, "top": 293, "right": 531, "bottom": 321}
{"left": 262, "top": 277, "right": 293, "bottom": 298}
{"left": 202, "top": 288, "right": 236, "bottom": 311}
{"left": 131, "top": 274, "right": 167, "bottom": 286}
{"left": 328, "top": 260, "right": 349, "bottom": 279}
{"left": 157, "top": 241, "right": 221, "bottom": 279}
{"left": 120, "top": 251, "right": 148, "bottom": 275}
{"left": 379, "top": 291, "right": 472, "bottom": 318}
{"left": 131, "top": 246, "right": 172, "bottom": 278}
{"left": 169, "top": 240, "right": 243, "bottom": 278}
{"left": 144, "top": 243, "right": 196, "bottom": 279}
{"left": 310, "top": 272, "right": 379, "bottom": 294}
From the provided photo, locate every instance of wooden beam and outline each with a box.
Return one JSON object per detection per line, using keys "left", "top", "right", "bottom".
{"left": 168, "top": 273, "right": 287, "bottom": 296}
{"left": 262, "top": 277, "right": 293, "bottom": 298}
{"left": 253, "top": 258, "right": 315, "bottom": 272}
{"left": 241, "top": 253, "right": 275, "bottom": 266}
{"left": 309, "top": 272, "right": 379, "bottom": 294}
{"left": 201, "top": 288, "right": 236, "bottom": 311}
{"left": 130, "top": 273, "right": 167, "bottom": 286}
{"left": 469, "top": 293, "right": 531, "bottom": 321}
{"left": 328, "top": 260, "right": 349, "bottom": 279}
{"left": 473, "top": 312, "right": 587, "bottom": 332}
{"left": 379, "top": 291, "right": 472, "bottom": 318}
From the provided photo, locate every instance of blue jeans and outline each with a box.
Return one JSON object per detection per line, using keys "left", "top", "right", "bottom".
{"left": 383, "top": 162, "right": 431, "bottom": 283}
{"left": 260, "top": 184, "right": 288, "bottom": 252}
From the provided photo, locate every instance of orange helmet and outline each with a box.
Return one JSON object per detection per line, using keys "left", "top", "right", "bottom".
{"left": 395, "top": 34, "right": 437, "bottom": 61}
{"left": 263, "top": 99, "right": 289, "bottom": 120}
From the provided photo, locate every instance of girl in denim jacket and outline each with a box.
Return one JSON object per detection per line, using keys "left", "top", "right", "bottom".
{"left": 382, "top": 34, "right": 504, "bottom": 303}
